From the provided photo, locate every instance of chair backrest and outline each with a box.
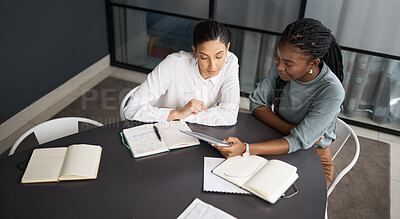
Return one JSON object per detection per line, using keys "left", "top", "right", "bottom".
{"left": 9, "top": 117, "right": 103, "bottom": 156}
{"left": 120, "top": 86, "right": 139, "bottom": 121}
{"left": 327, "top": 118, "right": 360, "bottom": 197}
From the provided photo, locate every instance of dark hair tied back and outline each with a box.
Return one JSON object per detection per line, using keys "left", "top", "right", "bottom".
{"left": 193, "top": 19, "right": 229, "bottom": 48}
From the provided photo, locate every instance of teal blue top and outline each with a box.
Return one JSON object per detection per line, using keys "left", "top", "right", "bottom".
{"left": 249, "top": 62, "right": 345, "bottom": 153}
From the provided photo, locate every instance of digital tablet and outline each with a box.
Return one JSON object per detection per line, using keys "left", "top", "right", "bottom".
{"left": 179, "top": 130, "right": 231, "bottom": 146}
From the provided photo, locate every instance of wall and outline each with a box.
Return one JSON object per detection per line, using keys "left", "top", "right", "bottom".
{"left": 0, "top": 0, "right": 109, "bottom": 124}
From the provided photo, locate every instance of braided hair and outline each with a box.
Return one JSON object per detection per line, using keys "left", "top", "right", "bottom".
{"left": 274, "top": 18, "right": 344, "bottom": 114}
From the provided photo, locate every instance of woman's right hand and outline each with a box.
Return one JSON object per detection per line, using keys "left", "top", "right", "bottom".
{"left": 168, "top": 99, "right": 208, "bottom": 120}
{"left": 212, "top": 137, "right": 246, "bottom": 158}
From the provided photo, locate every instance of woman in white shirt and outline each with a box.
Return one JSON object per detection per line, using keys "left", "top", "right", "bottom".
{"left": 124, "top": 19, "right": 240, "bottom": 126}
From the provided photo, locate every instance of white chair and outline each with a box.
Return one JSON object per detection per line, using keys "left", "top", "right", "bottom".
{"left": 325, "top": 118, "right": 360, "bottom": 218}
{"left": 9, "top": 117, "right": 103, "bottom": 156}
{"left": 120, "top": 86, "right": 139, "bottom": 121}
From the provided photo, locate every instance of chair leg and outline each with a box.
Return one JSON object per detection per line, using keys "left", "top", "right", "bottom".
{"left": 325, "top": 199, "right": 328, "bottom": 219}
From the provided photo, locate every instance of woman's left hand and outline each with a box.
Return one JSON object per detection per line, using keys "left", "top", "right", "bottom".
{"left": 212, "top": 137, "right": 246, "bottom": 158}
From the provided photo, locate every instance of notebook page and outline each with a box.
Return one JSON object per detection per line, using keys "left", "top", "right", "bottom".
{"left": 243, "top": 159, "right": 297, "bottom": 201}
{"left": 59, "top": 144, "right": 102, "bottom": 180}
{"left": 21, "top": 147, "right": 67, "bottom": 183}
{"left": 123, "top": 124, "right": 169, "bottom": 157}
{"left": 203, "top": 157, "right": 250, "bottom": 194}
{"left": 155, "top": 121, "right": 199, "bottom": 149}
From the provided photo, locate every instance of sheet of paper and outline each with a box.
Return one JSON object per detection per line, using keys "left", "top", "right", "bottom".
{"left": 203, "top": 157, "right": 250, "bottom": 194}
{"left": 177, "top": 198, "right": 236, "bottom": 219}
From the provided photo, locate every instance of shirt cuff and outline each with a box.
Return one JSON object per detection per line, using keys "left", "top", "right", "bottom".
{"left": 156, "top": 108, "right": 173, "bottom": 122}
{"left": 249, "top": 101, "right": 269, "bottom": 113}
{"left": 184, "top": 111, "right": 206, "bottom": 124}
{"left": 283, "top": 136, "right": 298, "bottom": 154}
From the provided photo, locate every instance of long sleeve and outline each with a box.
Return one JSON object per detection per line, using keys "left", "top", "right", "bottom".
{"left": 249, "top": 65, "right": 278, "bottom": 112}
{"left": 249, "top": 62, "right": 345, "bottom": 153}
{"left": 123, "top": 55, "right": 174, "bottom": 122}
{"left": 283, "top": 84, "right": 345, "bottom": 153}
{"left": 123, "top": 51, "right": 240, "bottom": 126}
{"left": 185, "top": 60, "right": 240, "bottom": 126}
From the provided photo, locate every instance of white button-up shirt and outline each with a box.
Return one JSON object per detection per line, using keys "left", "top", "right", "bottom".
{"left": 124, "top": 50, "right": 240, "bottom": 126}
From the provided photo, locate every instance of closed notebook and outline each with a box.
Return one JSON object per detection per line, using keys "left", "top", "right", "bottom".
{"left": 122, "top": 120, "right": 200, "bottom": 158}
{"left": 212, "top": 155, "right": 298, "bottom": 204}
{"left": 21, "top": 144, "right": 102, "bottom": 184}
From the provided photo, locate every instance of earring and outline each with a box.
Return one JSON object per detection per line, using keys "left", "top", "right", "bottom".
{"left": 308, "top": 69, "right": 313, "bottom": 74}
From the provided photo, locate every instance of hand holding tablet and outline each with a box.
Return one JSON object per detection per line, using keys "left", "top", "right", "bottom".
{"left": 179, "top": 130, "right": 231, "bottom": 146}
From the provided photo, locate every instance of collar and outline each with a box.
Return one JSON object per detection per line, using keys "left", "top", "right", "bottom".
{"left": 191, "top": 54, "right": 224, "bottom": 86}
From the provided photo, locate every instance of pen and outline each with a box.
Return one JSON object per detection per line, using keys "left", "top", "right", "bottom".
{"left": 153, "top": 125, "right": 162, "bottom": 141}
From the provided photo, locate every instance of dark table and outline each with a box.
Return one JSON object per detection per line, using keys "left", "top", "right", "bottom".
{"left": 0, "top": 113, "right": 326, "bottom": 218}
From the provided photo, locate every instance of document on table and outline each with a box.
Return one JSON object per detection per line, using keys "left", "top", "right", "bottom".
{"left": 177, "top": 198, "right": 236, "bottom": 219}
{"left": 203, "top": 157, "right": 250, "bottom": 194}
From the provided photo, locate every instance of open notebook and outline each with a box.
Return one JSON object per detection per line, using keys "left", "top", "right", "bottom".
{"left": 121, "top": 121, "right": 199, "bottom": 158}
{"left": 212, "top": 155, "right": 298, "bottom": 204}
{"left": 21, "top": 144, "right": 102, "bottom": 183}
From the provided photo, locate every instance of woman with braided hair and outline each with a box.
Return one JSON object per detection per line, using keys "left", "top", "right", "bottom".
{"left": 213, "top": 18, "right": 345, "bottom": 186}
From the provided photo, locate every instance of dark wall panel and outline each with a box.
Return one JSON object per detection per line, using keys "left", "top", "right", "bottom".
{"left": 0, "top": 0, "right": 109, "bottom": 124}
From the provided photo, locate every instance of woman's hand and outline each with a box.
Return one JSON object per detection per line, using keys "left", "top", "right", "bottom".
{"left": 212, "top": 137, "right": 246, "bottom": 158}
{"left": 168, "top": 99, "right": 208, "bottom": 120}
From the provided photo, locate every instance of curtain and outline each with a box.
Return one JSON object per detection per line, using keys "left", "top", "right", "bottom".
{"left": 342, "top": 51, "right": 400, "bottom": 124}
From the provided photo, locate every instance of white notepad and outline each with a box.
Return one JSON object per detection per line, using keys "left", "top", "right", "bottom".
{"left": 203, "top": 157, "right": 250, "bottom": 194}
{"left": 177, "top": 198, "right": 236, "bottom": 219}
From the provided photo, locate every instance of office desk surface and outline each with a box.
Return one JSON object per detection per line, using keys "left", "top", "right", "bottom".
{"left": 0, "top": 113, "right": 326, "bottom": 218}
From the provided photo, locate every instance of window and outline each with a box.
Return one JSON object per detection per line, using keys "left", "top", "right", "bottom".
{"left": 107, "top": 0, "right": 400, "bottom": 134}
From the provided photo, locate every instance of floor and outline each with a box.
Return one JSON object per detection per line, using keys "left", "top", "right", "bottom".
{"left": 0, "top": 66, "right": 399, "bottom": 218}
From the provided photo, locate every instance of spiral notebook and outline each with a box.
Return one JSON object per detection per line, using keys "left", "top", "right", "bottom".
{"left": 203, "top": 157, "right": 250, "bottom": 194}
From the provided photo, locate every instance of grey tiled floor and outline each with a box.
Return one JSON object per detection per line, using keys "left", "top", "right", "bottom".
{"left": 51, "top": 77, "right": 139, "bottom": 125}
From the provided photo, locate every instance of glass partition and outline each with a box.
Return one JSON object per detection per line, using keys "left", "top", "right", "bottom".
{"left": 112, "top": 6, "right": 197, "bottom": 69}
{"left": 111, "top": 0, "right": 209, "bottom": 19}
{"left": 107, "top": 0, "right": 400, "bottom": 134}
{"left": 215, "top": 0, "right": 302, "bottom": 33}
